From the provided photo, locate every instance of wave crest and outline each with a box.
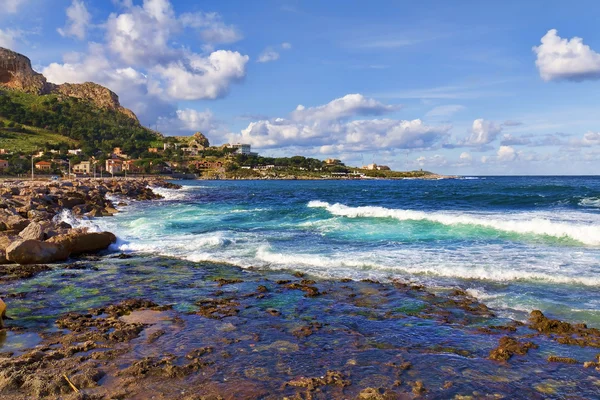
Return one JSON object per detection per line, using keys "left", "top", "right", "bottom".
{"left": 308, "top": 200, "right": 600, "bottom": 245}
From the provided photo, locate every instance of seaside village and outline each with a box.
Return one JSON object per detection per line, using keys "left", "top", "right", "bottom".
{"left": 0, "top": 132, "right": 392, "bottom": 179}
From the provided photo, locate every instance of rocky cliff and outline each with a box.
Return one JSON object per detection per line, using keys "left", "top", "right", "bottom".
{"left": 0, "top": 47, "right": 138, "bottom": 123}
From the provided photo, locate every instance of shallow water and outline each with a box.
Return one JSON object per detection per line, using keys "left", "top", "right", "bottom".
{"left": 78, "top": 177, "right": 600, "bottom": 326}
{"left": 3, "top": 256, "right": 600, "bottom": 398}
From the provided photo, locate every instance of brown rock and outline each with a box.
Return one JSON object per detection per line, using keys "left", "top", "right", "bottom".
{"left": 18, "top": 222, "right": 45, "bottom": 241}
{"left": 5, "top": 215, "right": 30, "bottom": 233}
{"left": 6, "top": 240, "right": 69, "bottom": 264}
{"left": 47, "top": 231, "right": 116, "bottom": 255}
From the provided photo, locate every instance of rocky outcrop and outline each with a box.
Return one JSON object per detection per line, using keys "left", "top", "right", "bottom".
{"left": 6, "top": 239, "right": 70, "bottom": 265}
{"left": 0, "top": 47, "right": 54, "bottom": 94}
{"left": 0, "top": 47, "right": 138, "bottom": 122}
{"left": 56, "top": 82, "right": 139, "bottom": 123}
{"left": 0, "top": 178, "right": 178, "bottom": 265}
{"left": 48, "top": 231, "right": 116, "bottom": 256}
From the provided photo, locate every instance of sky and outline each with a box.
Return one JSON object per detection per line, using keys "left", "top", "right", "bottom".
{"left": 1, "top": 0, "right": 600, "bottom": 175}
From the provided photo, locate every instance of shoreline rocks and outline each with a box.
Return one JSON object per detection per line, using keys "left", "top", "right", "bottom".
{"left": 0, "top": 178, "right": 178, "bottom": 265}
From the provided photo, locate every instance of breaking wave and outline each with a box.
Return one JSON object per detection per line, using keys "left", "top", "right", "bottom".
{"left": 307, "top": 200, "right": 600, "bottom": 245}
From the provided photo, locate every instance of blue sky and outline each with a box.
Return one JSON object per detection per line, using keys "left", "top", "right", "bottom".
{"left": 2, "top": 0, "right": 600, "bottom": 174}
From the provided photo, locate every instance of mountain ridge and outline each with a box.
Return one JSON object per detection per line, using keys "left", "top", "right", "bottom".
{"left": 0, "top": 47, "right": 139, "bottom": 122}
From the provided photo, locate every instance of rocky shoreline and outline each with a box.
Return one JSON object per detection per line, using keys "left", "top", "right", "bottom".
{"left": 0, "top": 178, "right": 179, "bottom": 265}
{"left": 1, "top": 179, "right": 600, "bottom": 399}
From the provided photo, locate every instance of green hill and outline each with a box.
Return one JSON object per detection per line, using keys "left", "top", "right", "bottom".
{"left": 0, "top": 89, "right": 160, "bottom": 156}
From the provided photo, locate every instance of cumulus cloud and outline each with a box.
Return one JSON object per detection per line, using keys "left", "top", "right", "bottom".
{"left": 154, "top": 50, "right": 249, "bottom": 100}
{"left": 569, "top": 131, "right": 600, "bottom": 147}
{"left": 58, "top": 0, "right": 91, "bottom": 40}
{"left": 43, "top": 0, "right": 248, "bottom": 125}
{"left": 156, "top": 108, "right": 218, "bottom": 135}
{"left": 2, "top": 0, "right": 27, "bottom": 13}
{"left": 229, "top": 94, "right": 449, "bottom": 152}
{"left": 291, "top": 94, "right": 399, "bottom": 122}
{"left": 425, "top": 104, "right": 465, "bottom": 118}
{"left": 464, "top": 119, "right": 502, "bottom": 146}
{"left": 497, "top": 145, "right": 517, "bottom": 162}
{"left": 533, "top": 29, "right": 600, "bottom": 81}
{"left": 43, "top": 44, "right": 176, "bottom": 125}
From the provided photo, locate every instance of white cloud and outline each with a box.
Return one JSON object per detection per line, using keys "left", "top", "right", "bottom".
{"left": 229, "top": 94, "right": 449, "bottom": 152}
{"left": 157, "top": 108, "right": 218, "bottom": 135}
{"left": 459, "top": 152, "right": 472, "bottom": 161}
{"left": 153, "top": 50, "right": 249, "bottom": 100}
{"left": 425, "top": 104, "right": 465, "bottom": 118}
{"left": 0, "top": 28, "right": 19, "bottom": 48}
{"left": 43, "top": 44, "right": 176, "bottom": 125}
{"left": 533, "top": 29, "right": 600, "bottom": 81}
{"left": 257, "top": 48, "right": 279, "bottom": 63}
{"left": 257, "top": 42, "right": 292, "bottom": 63}
{"left": 58, "top": 0, "right": 91, "bottom": 40}
{"left": 464, "top": 119, "right": 502, "bottom": 146}
{"left": 1, "top": 0, "right": 27, "bottom": 13}
{"left": 291, "top": 94, "right": 399, "bottom": 122}
{"left": 43, "top": 1, "right": 248, "bottom": 124}
{"left": 180, "top": 11, "right": 243, "bottom": 44}
{"left": 497, "top": 145, "right": 517, "bottom": 162}
{"left": 569, "top": 131, "right": 600, "bottom": 147}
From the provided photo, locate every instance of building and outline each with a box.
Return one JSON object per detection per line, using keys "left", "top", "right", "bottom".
{"left": 228, "top": 143, "right": 252, "bottom": 155}
{"left": 190, "top": 160, "right": 223, "bottom": 170}
{"left": 106, "top": 159, "right": 123, "bottom": 174}
{"left": 73, "top": 161, "right": 92, "bottom": 174}
{"left": 0, "top": 149, "right": 9, "bottom": 155}
{"left": 148, "top": 147, "right": 159, "bottom": 153}
{"left": 112, "top": 147, "right": 129, "bottom": 159}
{"left": 363, "top": 163, "right": 378, "bottom": 170}
{"left": 325, "top": 158, "right": 342, "bottom": 165}
{"left": 123, "top": 160, "right": 143, "bottom": 173}
{"left": 68, "top": 149, "right": 83, "bottom": 156}
{"left": 182, "top": 147, "right": 199, "bottom": 156}
{"left": 34, "top": 161, "right": 52, "bottom": 171}
{"left": 0, "top": 160, "right": 8, "bottom": 170}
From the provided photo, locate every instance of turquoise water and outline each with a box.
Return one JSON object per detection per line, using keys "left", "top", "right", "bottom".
{"left": 70, "top": 177, "right": 600, "bottom": 326}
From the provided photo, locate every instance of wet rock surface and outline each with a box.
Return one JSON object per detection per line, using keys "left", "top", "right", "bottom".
{"left": 2, "top": 257, "right": 600, "bottom": 399}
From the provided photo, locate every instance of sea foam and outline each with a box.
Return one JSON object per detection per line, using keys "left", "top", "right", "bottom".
{"left": 308, "top": 200, "right": 600, "bottom": 245}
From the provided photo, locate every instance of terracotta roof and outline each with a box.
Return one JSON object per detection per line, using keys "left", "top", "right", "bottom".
{"left": 35, "top": 161, "right": 52, "bottom": 165}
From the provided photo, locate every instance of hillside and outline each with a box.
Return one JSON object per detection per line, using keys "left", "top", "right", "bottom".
{"left": 0, "top": 47, "right": 161, "bottom": 156}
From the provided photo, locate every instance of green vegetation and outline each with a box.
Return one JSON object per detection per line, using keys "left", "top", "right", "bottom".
{"left": 0, "top": 117, "right": 78, "bottom": 153}
{"left": 0, "top": 89, "right": 160, "bottom": 157}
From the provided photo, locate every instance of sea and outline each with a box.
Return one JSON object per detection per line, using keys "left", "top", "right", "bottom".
{"left": 72, "top": 175, "right": 600, "bottom": 327}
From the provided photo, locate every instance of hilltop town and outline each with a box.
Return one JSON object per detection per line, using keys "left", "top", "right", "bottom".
{"left": 0, "top": 131, "right": 436, "bottom": 180}
{"left": 0, "top": 46, "right": 439, "bottom": 181}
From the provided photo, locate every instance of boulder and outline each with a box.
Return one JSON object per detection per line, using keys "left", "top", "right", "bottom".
{"left": 6, "top": 240, "right": 70, "bottom": 265}
{"left": 47, "top": 231, "right": 116, "bottom": 255}
{"left": 59, "top": 197, "right": 85, "bottom": 209}
{"left": 5, "top": 215, "right": 30, "bottom": 233}
{"left": 18, "top": 222, "right": 45, "bottom": 241}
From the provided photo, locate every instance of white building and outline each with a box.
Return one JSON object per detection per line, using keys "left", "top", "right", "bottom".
{"left": 68, "top": 149, "right": 83, "bottom": 156}
{"left": 228, "top": 143, "right": 252, "bottom": 155}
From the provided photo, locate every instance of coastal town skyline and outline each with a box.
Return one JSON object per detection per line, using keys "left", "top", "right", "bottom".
{"left": 1, "top": 0, "right": 600, "bottom": 175}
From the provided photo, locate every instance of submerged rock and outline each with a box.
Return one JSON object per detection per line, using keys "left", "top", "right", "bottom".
{"left": 488, "top": 336, "right": 538, "bottom": 361}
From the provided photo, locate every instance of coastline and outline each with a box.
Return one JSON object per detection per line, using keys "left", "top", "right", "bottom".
{"left": 1, "top": 179, "right": 600, "bottom": 398}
